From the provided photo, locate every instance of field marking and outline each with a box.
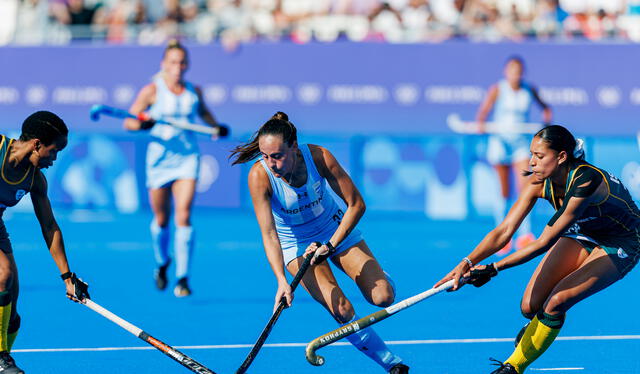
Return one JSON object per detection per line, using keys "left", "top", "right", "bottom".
{"left": 12, "top": 334, "right": 640, "bottom": 353}
{"left": 530, "top": 369, "right": 584, "bottom": 372}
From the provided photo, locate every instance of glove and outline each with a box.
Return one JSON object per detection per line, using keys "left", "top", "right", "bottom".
{"left": 215, "top": 124, "right": 230, "bottom": 138}
{"left": 137, "top": 112, "right": 156, "bottom": 130}
{"left": 62, "top": 272, "right": 90, "bottom": 301}
{"left": 469, "top": 263, "right": 498, "bottom": 288}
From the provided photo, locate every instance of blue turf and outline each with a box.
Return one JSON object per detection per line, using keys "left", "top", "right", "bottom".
{"left": 5, "top": 209, "right": 640, "bottom": 373}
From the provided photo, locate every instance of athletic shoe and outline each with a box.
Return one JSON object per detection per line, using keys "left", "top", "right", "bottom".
{"left": 489, "top": 358, "right": 517, "bottom": 374}
{"left": 389, "top": 363, "right": 409, "bottom": 374}
{"left": 0, "top": 352, "right": 24, "bottom": 374}
{"left": 515, "top": 233, "right": 536, "bottom": 250}
{"left": 514, "top": 321, "right": 530, "bottom": 347}
{"left": 496, "top": 240, "right": 513, "bottom": 256}
{"left": 154, "top": 261, "right": 170, "bottom": 291}
{"left": 174, "top": 277, "right": 192, "bottom": 297}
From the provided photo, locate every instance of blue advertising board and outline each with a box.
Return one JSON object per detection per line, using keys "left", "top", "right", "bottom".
{"left": 1, "top": 43, "right": 638, "bottom": 136}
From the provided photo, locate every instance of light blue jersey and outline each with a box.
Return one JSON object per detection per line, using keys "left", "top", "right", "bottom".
{"left": 145, "top": 76, "right": 201, "bottom": 188}
{"left": 260, "top": 144, "right": 363, "bottom": 264}
{"left": 488, "top": 80, "right": 537, "bottom": 165}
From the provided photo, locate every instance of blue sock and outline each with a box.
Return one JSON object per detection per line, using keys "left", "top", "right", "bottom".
{"left": 344, "top": 314, "right": 402, "bottom": 371}
{"left": 175, "top": 226, "right": 194, "bottom": 279}
{"left": 150, "top": 220, "right": 170, "bottom": 266}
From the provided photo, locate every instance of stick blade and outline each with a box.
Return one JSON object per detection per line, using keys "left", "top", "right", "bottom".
{"left": 89, "top": 104, "right": 104, "bottom": 121}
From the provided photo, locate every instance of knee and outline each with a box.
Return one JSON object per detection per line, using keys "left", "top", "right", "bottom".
{"left": 544, "top": 293, "right": 571, "bottom": 315}
{"left": 332, "top": 298, "right": 355, "bottom": 324}
{"left": 154, "top": 215, "right": 169, "bottom": 228}
{"left": 370, "top": 283, "right": 395, "bottom": 307}
{"left": 174, "top": 209, "right": 191, "bottom": 227}
{"left": 520, "top": 296, "right": 541, "bottom": 320}
{"left": 0, "top": 265, "right": 12, "bottom": 290}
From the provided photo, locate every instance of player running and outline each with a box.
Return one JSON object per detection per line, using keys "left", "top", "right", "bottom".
{"left": 231, "top": 112, "right": 409, "bottom": 373}
{"left": 436, "top": 125, "right": 640, "bottom": 373}
{"left": 477, "top": 56, "right": 552, "bottom": 254}
{"left": 0, "top": 111, "right": 89, "bottom": 373}
{"left": 124, "top": 39, "right": 226, "bottom": 297}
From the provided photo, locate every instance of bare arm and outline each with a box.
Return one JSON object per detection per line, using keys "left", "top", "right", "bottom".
{"left": 248, "top": 164, "right": 286, "bottom": 284}
{"left": 435, "top": 179, "right": 541, "bottom": 289}
{"left": 496, "top": 178, "right": 601, "bottom": 271}
{"left": 311, "top": 145, "right": 365, "bottom": 248}
{"left": 195, "top": 86, "right": 218, "bottom": 126}
{"left": 123, "top": 83, "right": 155, "bottom": 131}
{"left": 466, "top": 179, "right": 541, "bottom": 265}
{"left": 531, "top": 86, "right": 552, "bottom": 124}
{"left": 31, "top": 170, "right": 71, "bottom": 276}
{"left": 476, "top": 84, "right": 499, "bottom": 126}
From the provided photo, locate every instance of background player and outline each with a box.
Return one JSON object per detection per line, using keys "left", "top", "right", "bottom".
{"left": 124, "top": 39, "right": 224, "bottom": 297}
{"left": 476, "top": 56, "right": 552, "bottom": 254}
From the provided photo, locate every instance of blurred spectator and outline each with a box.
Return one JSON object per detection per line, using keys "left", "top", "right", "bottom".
{"left": 3, "top": 0, "right": 640, "bottom": 44}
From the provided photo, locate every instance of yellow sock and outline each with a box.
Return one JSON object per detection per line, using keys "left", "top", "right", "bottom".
{"left": 7, "top": 314, "right": 19, "bottom": 352}
{"left": 505, "top": 312, "right": 564, "bottom": 373}
{"left": 7, "top": 331, "right": 17, "bottom": 352}
{"left": 0, "top": 291, "right": 12, "bottom": 352}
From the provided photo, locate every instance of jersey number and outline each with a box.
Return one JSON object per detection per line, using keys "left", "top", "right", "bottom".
{"left": 332, "top": 209, "right": 344, "bottom": 224}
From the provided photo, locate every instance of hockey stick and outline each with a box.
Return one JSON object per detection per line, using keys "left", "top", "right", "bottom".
{"left": 305, "top": 278, "right": 466, "bottom": 366}
{"left": 89, "top": 104, "right": 228, "bottom": 137}
{"left": 82, "top": 299, "right": 217, "bottom": 374}
{"left": 446, "top": 113, "right": 541, "bottom": 135}
{"left": 236, "top": 247, "right": 322, "bottom": 374}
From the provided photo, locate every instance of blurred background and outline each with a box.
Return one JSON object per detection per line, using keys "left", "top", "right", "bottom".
{"left": 1, "top": 1, "right": 640, "bottom": 373}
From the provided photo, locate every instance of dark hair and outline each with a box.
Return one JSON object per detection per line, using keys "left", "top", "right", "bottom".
{"left": 523, "top": 124, "right": 584, "bottom": 176}
{"left": 230, "top": 112, "right": 298, "bottom": 165}
{"left": 163, "top": 39, "right": 188, "bottom": 62}
{"left": 19, "top": 111, "right": 68, "bottom": 146}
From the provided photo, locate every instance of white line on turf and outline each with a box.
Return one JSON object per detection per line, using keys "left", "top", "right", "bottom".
{"left": 530, "top": 369, "right": 584, "bottom": 371}
{"left": 12, "top": 334, "right": 640, "bottom": 353}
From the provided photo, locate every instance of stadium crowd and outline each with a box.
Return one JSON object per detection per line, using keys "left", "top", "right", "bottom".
{"left": 1, "top": 0, "right": 640, "bottom": 46}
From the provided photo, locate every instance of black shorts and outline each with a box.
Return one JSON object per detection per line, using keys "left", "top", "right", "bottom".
{"left": 0, "top": 220, "right": 13, "bottom": 254}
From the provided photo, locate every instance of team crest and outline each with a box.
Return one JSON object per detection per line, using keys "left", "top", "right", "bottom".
{"left": 617, "top": 248, "right": 628, "bottom": 259}
{"left": 15, "top": 189, "right": 26, "bottom": 201}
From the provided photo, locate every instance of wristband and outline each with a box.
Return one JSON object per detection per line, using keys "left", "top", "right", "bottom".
{"left": 462, "top": 257, "right": 474, "bottom": 268}
{"left": 60, "top": 271, "right": 73, "bottom": 281}
{"left": 325, "top": 241, "right": 336, "bottom": 254}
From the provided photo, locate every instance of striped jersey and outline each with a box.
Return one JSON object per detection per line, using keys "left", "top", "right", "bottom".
{"left": 260, "top": 144, "right": 342, "bottom": 242}
{"left": 0, "top": 135, "right": 36, "bottom": 218}
{"left": 542, "top": 162, "right": 640, "bottom": 247}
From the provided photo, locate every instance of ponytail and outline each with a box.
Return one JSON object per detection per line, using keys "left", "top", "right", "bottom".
{"left": 230, "top": 112, "right": 298, "bottom": 165}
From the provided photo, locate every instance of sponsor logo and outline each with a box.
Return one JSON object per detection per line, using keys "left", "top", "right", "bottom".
{"left": 0, "top": 87, "right": 19, "bottom": 105}
{"left": 53, "top": 86, "right": 107, "bottom": 104}
{"left": 424, "top": 85, "right": 484, "bottom": 104}
{"left": 394, "top": 84, "right": 420, "bottom": 106}
{"left": 113, "top": 85, "right": 135, "bottom": 105}
{"left": 203, "top": 85, "right": 227, "bottom": 105}
{"left": 297, "top": 83, "right": 323, "bottom": 105}
{"left": 15, "top": 190, "right": 26, "bottom": 201}
{"left": 327, "top": 85, "right": 388, "bottom": 104}
{"left": 539, "top": 87, "right": 588, "bottom": 106}
{"left": 617, "top": 248, "right": 628, "bottom": 259}
{"left": 232, "top": 85, "right": 291, "bottom": 103}
{"left": 597, "top": 86, "right": 621, "bottom": 108}
{"left": 26, "top": 85, "right": 47, "bottom": 105}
